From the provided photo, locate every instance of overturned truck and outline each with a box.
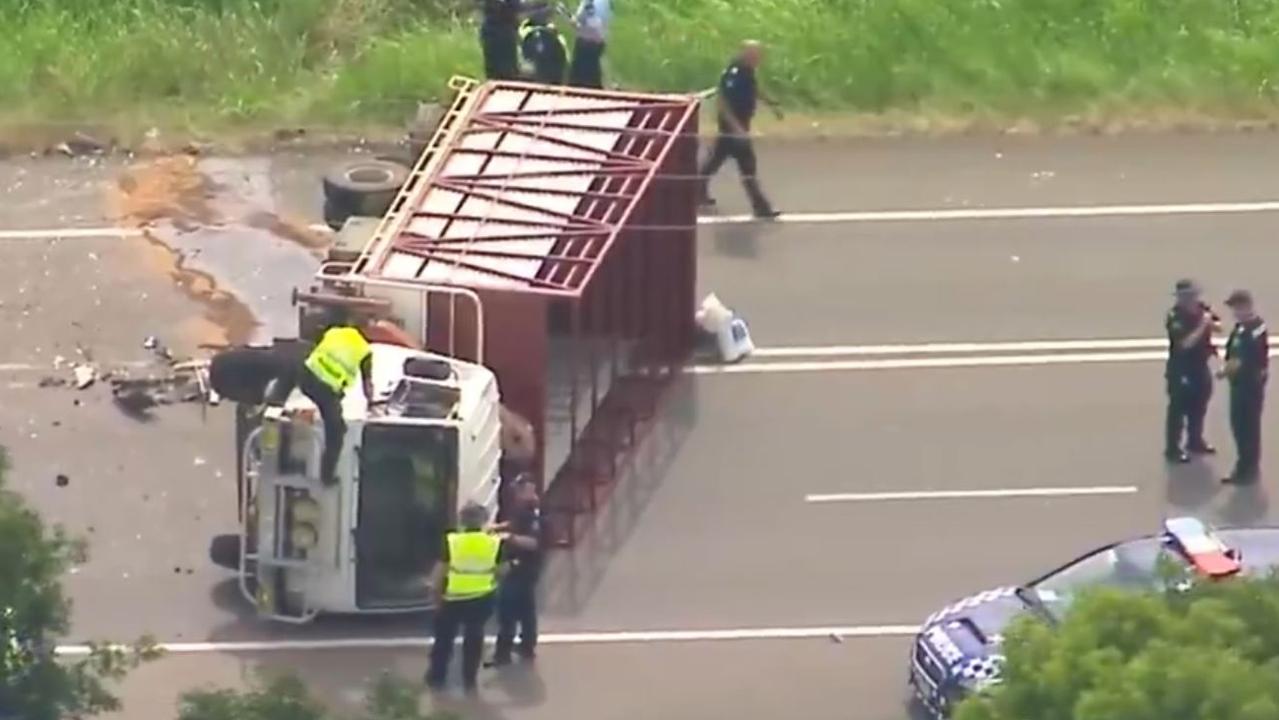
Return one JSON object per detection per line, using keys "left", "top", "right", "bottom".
{"left": 218, "top": 78, "right": 702, "bottom": 622}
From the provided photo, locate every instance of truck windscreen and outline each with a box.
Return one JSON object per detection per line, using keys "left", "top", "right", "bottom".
{"left": 355, "top": 423, "right": 458, "bottom": 610}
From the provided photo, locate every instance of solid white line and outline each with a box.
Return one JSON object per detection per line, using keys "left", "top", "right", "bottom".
{"left": 7, "top": 197, "right": 1279, "bottom": 241}
{"left": 699, "top": 200, "right": 1279, "bottom": 225}
{"left": 751, "top": 338, "right": 1170, "bottom": 358}
{"left": 53, "top": 624, "right": 921, "bottom": 656}
{"left": 805, "top": 486, "right": 1139, "bottom": 504}
{"left": 0, "top": 227, "right": 141, "bottom": 240}
{"left": 0, "top": 361, "right": 155, "bottom": 373}
{"left": 688, "top": 350, "right": 1170, "bottom": 374}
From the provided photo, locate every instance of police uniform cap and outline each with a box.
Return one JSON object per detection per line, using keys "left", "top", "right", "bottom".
{"left": 1226, "top": 289, "right": 1255, "bottom": 307}
{"left": 1173, "top": 278, "right": 1200, "bottom": 296}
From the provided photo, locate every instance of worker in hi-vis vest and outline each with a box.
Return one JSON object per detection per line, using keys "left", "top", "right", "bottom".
{"left": 425, "top": 502, "right": 535, "bottom": 694}
{"left": 519, "top": 9, "right": 567, "bottom": 84}
{"left": 295, "top": 312, "right": 377, "bottom": 485}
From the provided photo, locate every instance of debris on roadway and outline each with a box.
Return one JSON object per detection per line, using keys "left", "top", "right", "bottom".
{"left": 696, "top": 293, "right": 755, "bottom": 363}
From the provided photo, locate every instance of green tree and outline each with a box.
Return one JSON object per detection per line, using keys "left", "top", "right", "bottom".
{"left": 0, "top": 448, "right": 155, "bottom": 720}
{"left": 178, "top": 673, "right": 458, "bottom": 720}
{"left": 956, "top": 574, "right": 1279, "bottom": 720}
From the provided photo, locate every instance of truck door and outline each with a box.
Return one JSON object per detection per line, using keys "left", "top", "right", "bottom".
{"left": 356, "top": 423, "right": 458, "bottom": 610}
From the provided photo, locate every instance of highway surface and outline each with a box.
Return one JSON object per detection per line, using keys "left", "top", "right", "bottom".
{"left": 4, "top": 132, "right": 1279, "bottom": 719}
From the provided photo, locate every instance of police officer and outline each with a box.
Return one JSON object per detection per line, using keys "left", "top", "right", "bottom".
{"left": 426, "top": 503, "right": 534, "bottom": 693}
{"left": 288, "top": 313, "right": 377, "bottom": 485}
{"left": 1164, "top": 279, "right": 1220, "bottom": 463}
{"left": 567, "top": 0, "right": 610, "bottom": 88}
{"left": 520, "top": 9, "right": 567, "bottom": 84}
{"left": 698, "top": 41, "right": 780, "bottom": 220}
{"left": 480, "top": 0, "right": 546, "bottom": 81}
{"left": 1220, "top": 289, "right": 1269, "bottom": 485}
{"left": 490, "top": 477, "right": 542, "bottom": 666}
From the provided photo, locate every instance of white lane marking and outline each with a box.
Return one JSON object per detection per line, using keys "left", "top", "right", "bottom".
{"left": 688, "top": 350, "right": 1170, "bottom": 374}
{"left": 752, "top": 338, "right": 1168, "bottom": 357}
{"left": 54, "top": 624, "right": 921, "bottom": 656}
{"left": 0, "top": 361, "right": 155, "bottom": 373}
{"left": 7, "top": 197, "right": 1279, "bottom": 242}
{"left": 0, "top": 227, "right": 141, "bottom": 240}
{"left": 699, "top": 200, "right": 1279, "bottom": 225}
{"left": 806, "top": 486, "right": 1139, "bottom": 504}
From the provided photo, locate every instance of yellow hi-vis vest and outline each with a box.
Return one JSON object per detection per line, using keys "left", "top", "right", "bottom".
{"left": 519, "top": 21, "right": 567, "bottom": 54}
{"left": 445, "top": 531, "right": 501, "bottom": 601}
{"left": 305, "top": 327, "right": 371, "bottom": 393}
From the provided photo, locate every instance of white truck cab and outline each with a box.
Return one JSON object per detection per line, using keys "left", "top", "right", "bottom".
{"left": 235, "top": 342, "right": 502, "bottom": 622}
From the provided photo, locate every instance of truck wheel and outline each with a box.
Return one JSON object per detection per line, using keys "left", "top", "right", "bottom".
{"left": 209, "top": 534, "right": 242, "bottom": 571}
{"left": 321, "top": 159, "right": 408, "bottom": 229}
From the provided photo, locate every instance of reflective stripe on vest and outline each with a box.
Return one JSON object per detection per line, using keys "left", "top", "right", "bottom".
{"left": 445, "top": 531, "right": 501, "bottom": 601}
{"left": 304, "top": 327, "right": 370, "bottom": 393}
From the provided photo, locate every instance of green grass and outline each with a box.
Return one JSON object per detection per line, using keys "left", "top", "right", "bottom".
{"left": 3, "top": 0, "right": 1279, "bottom": 138}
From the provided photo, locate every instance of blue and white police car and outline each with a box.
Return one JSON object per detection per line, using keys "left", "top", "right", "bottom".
{"left": 908, "top": 517, "right": 1279, "bottom": 718}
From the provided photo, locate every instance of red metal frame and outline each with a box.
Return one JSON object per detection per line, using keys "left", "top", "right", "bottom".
{"left": 358, "top": 82, "right": 697, "bottom": 298}
{"left": 348, "top": 79, "right": 701, "bottom": 547}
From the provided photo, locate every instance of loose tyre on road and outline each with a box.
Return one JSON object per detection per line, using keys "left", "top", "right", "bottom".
{"left": 321, "top": 159, "right": 409, "bottom": 230}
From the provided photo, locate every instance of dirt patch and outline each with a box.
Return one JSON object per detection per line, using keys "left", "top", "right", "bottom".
{"left": 131, "top": 231, "right": 259, "bottom": 349}
{"left": 109, "top": 154, "right": 217, "bottom": 230}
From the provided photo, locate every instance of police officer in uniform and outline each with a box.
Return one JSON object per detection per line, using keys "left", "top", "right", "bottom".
{"left": 427, "top": 503, "right": 534, "bottom": 693}
{"left": 698, "top": 41, "right": 780, "bottom": 220}
{"left": 519, "top": 9, "right": 568, "bottom": 85}
{"left": 490, "top": 477, "right": 542, "bottom": 666}
{"left": 1164, "top": 279, "right": 1221, "bottom": 463}
{"left": 1220, "top": 290, "right": 1269, "bottom": 485}
{"left": 480, "top": 0, "right": 547, "bottom": 81}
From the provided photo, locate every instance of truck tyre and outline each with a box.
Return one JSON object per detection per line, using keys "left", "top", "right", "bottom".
{"left": 321, "top": 159, "right": 408, "bottom": 230}
{"left": 209, "top": 534, "right": 241, "bottom": 571}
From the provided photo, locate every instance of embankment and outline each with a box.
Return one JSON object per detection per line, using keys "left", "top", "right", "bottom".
{"left": 4, "top": 0, "right": 1279, "bottom": 139}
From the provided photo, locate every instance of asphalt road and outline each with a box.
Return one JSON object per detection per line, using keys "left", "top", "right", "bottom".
{"left": 4, "top": 131, "right": 1279, "bottom": 719}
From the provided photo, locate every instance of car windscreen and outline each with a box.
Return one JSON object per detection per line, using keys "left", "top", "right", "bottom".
{"left": 1028, "top": 538, "right": 1170, "bottom": 620}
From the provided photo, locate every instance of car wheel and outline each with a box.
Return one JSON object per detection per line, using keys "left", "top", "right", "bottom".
{"left": 209, "top": 533, "right": 242, "bottom": 571}
{"left": 320, "top": 159, "right": 409, "bottom": 229}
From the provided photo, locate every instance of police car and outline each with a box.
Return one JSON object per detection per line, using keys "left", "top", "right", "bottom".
{"left": 908, "top": 517, "right": 1279, "bottom": 718}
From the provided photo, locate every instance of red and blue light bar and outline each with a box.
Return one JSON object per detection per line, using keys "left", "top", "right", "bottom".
{"left": 1163, "top": 517, "right": 1242, "bottom": 578}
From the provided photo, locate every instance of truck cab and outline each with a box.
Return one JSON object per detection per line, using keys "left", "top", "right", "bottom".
{"left": 234, "top": 342, "right": 502, "bottom": 622}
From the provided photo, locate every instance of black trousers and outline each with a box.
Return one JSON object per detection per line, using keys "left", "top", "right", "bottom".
{"left": 568, "top": 39, "right": 605, "bottom": 88}
{"left": 1165, "top": 367, "right": 1212, "bottom": 451}
{"left": 427, "top": 594, "right": 496, "bottom": 689}
{"left": 297, "top": 370, "right": 345, "bottom": 484}
{"left": 1230, "top": 382, "right": 1265, "bottom": 477}
{"left": 699, "top": 134, "right": 773, "bottom": 215}
{"left": 494, "top": 578, "right": 538, "bottom": 660}
{"left": 481, "top": 25, "right": 520, "bottom": 80}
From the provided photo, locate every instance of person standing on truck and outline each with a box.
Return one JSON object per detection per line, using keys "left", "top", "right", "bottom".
{"left": 566, "top": 0, "right": 610, "bottom": 88}
{"left": 1220, "top": 290, "right": 1269, "bottom": 485}
{"left": 1164, "top": 279, "right": 1220, "bottom": 463}
{"left": 520, "top": 9, "right": 568, "bottom": 84}
{"left": 427, "top": 502, "right": 535, "bottom": 693}
{"left": 295, "top": 312, "right": 378, "bottom": 485}
{"left": 490, "top": 477, "right": 543, "bottom": 666}
{"left": 698, "top": 41, "right": 780, "bottom": 220}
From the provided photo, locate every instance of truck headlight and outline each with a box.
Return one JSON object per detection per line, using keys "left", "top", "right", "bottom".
{"left": 292, "top": 497, "right": 320, "bottom": 524}
{"left": 290, "top": 522, "right": 319, "bottom": 550}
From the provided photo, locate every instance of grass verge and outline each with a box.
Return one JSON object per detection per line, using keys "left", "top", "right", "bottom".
{"left": 3, "top": 0, "right": 1279, "bottom": 141}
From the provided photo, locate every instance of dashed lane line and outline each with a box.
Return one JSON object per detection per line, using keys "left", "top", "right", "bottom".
{"left": 54, "top": 624, "right": 921, "bottom": 656}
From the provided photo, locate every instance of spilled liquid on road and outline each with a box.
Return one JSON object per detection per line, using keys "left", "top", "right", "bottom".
{"left": 108, "top": 154, "right": 325, "bottom": 349}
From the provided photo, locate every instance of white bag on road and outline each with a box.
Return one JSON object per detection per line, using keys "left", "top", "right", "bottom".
{"left": 696, "top": 293, "right": 754, "bottom": 363}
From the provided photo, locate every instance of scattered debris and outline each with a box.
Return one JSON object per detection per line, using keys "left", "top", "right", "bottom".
{"left": 696, "top": 293, "right": 755, "bottom": 363}
{"left": 193, "top": 456, "right": 207, "bottom": 467}
{"left": 55, "top": 474, "right": 69, "bottom": 488}
{"left": 73, "top": 365, "right": 97, "bottom": 390}
{"left": 1011, "top": 255, "right": 1021, "bottom": 263}
{"left": 39, "top": 376, "right": 68, "bottom": 388}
